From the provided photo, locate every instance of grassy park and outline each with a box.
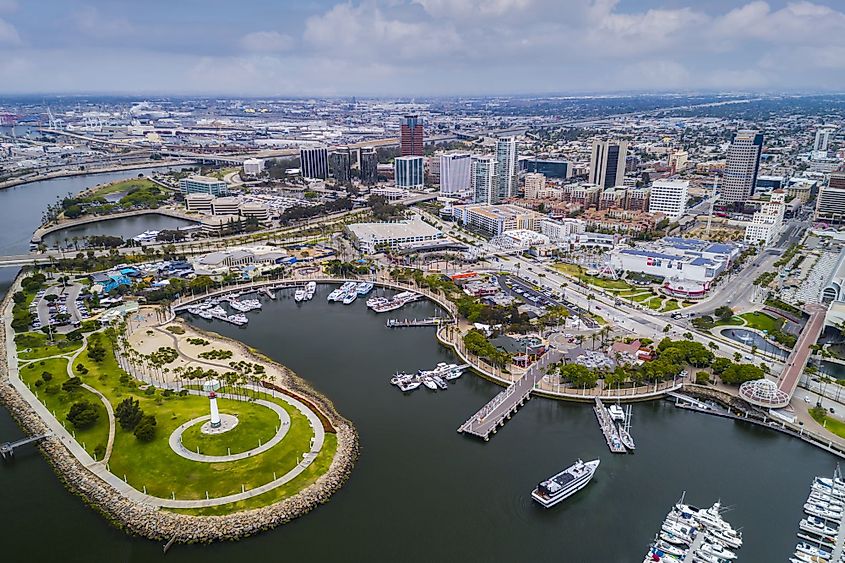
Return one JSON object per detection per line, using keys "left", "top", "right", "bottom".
{"left": 17, "top": 324, "right": 337, "bottom": 513}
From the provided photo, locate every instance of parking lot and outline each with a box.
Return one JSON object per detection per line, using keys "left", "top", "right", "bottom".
{"left": 497, "top": 274, "right": 600, "bottom": 329}
{"left": 31, "top": 282, "right": 91, "bottom": 332}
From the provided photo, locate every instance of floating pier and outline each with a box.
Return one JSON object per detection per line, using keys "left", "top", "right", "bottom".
{"left": 593, "top": 398, "right": 627, "bottom": 453}
{"left": 386, "top": 317, "right": 449, "bottom": 328}
{"left": 458, "top": 350, "right": 562, "bottom": 441}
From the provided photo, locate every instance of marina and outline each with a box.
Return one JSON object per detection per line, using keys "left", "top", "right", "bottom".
{"left": 594, "top": 398, "right": 630, "bottom": 454}
{"left": 791, "top": 470, "right": 845, "bottom": 562}
{"left": 643, "top": 494, "right": 743, "bottom": 562}
{"left": 389, "top": 363, "right": 467, "bottom": 393}
{"left": 366, "top": 291, "right": 423, "bottom": 313}
{"left": 386, "top": 317, "right": 450, "bottom": 328}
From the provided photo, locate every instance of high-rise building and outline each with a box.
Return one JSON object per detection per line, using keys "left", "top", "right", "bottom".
{"left": 815, "top": 128, "right": 833, "bottom": 153}
{"left": 816, "top": 172, "right": 845, "bottom": 223}
{"left": 359, "top": 147, "right": 378, "bottom": 185}
{"left": 721, "top": 130, "right": 763, "bottom": 204}
{"left": 648, "top": 180, "right": 689, "bottom": 220}
{"left": 439, "top": 153, "right": 472, "bottom": 198}
{"left": 589, "top": 140, "right": 628, "bottom": 188}
{"left": 471, "top": 155, "right": 497, "bottom": 205}
{"left": 300, "top": 146, "right": 329, "bottom": 180}
{"left": 400, "top": 115, "right": 424, "bottom": 157}
{"left": 524, "top": 173, "right": 546, "bottom": 200}
{"left": 329, "top": 147, "right": 352, "bottom": 184}
{"left": 394, "top": 155, "right": 424, "bottom": 189}
{"left": 493, "top": 137, "right": 518, "bottom": 203}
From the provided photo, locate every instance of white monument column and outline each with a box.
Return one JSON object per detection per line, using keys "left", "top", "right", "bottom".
{"left": 209, "top": 391, "right": 221, "bottom": 428}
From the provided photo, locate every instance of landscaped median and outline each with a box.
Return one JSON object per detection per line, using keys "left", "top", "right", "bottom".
{"left": 0, "top": 282, "right": 358, "bottom": 543}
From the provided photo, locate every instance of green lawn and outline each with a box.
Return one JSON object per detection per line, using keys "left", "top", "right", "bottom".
{"left": 72, "top": 332, "right": 325, "bottom": 506}
{"left": 663, "top": 300, "right": 681, "bottom": 312}
{"left": 739, "top": 312, "right": 784, "bottom": 333}
{"left": 645, "top": 297, "right": 664, "bottom": 310}
{"left": 16, "top": 331, "right": 83, "bottom": 360}
{"left": 179, "top": 400, "right": 283, "bottom": 456}
{"left": 631, "top": 292, "right": 656, "bottom": 303}
{"left": 18, "top": 356, "right": 109, "bottom": 459}
{"left": 167, "top": 434, "right": 339, "bottom": 516}
{"left": 810, "top": 408, "right": 845, "bottom": 440}
{"left": 715, "top": 316, "right": 746, "bottom": 327}
{"left": 88, "top": 177, "right": 158, "bottom": 198}
{"left": 553, "top": 263, "right": 635, "bottom": 291}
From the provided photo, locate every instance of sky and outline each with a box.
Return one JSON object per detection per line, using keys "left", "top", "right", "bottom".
{"left": 0, "top": 0, "right": 844, "bottom": 96}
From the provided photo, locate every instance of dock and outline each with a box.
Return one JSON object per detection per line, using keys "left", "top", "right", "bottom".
{"left": 262, "top": 288, "right": 276, "bottom": 300}
{"left": 1, "top": 432, "right": 50, "bottom": 461}
{"left": 458, "top": 349, "right": 562, "bottom": 440}
{"left": 681, "top": 534, "right": 707, "bottom": 563}
{"left": 593, "top": 398, "right": 627, "bottom": 453}
{"left": 386, "top": 317, "right": 450, "bottom": 328}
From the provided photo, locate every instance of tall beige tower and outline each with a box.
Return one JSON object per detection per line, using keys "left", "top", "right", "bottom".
{"left": 589, "top": 140, "right": 628, "bottom": 188}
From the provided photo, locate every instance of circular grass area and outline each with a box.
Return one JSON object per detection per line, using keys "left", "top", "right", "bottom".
{"left": 178, "top": 400, "right": 283, "bottom": 456}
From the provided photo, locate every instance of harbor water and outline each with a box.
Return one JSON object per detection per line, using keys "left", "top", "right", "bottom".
{"left": 0, "top": 171, "right": 840, "bottom": 562}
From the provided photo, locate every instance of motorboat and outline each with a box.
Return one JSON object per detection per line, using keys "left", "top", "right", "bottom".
{"left": 608, "top": 404, "right": 626, "bottom": 422}
{"left": 422, "top": 377, "right": 438, "bottom": 390}
{"left": 342, "top": 291, "right": 357, "bottom": 305}
{"left": 699, "top": 539, "right": 737, "bottom": 560}
{"left": 795, "top": 542, "right": 831, "bottom": 560}
{"left": 707, "top": 527, "right": 742, "bottom": 549}
{"left": 432, "top": 375, "right": 448, "bottom": 390}
{"left": 530, "top": 459, "right": 600, "bottom": 508}
{"left": 294, "top": 288, "right": 306, "bottom": 302}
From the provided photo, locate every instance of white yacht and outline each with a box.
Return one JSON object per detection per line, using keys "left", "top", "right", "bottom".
{"left": 422, "top": 377, "right": 438, "bottom": 391}
{"left": 343, "top": 291, "right": 357, "bottom": 305}
{"left": 531, "top": 459, "right": 600, "bottom": 508}
{"left": 305, "top": 281, "right": 316, "bottom": 300}
{"left": 294, "top": 288, "right": 306, "bottom": 302}
{"left": 608, "top": 404, "right": 626, "bottom": 422}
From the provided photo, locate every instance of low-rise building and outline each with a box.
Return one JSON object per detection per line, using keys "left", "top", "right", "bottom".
{"left": 451, "top": 204, "right": 545, "bottom": 237}
{"left": 744, "top": 190, "right": 785, "bottom": 246}
{"left": 243, "top": 158, "right": 264, "bottom": 177}
{"left": 178, "top": 175, "right": 228, "bottom": 196}
{"left": 185, "top": 193, "right": 214, "bottom": 213}
{"left": 211, "top": 197, "right": 241, "bottom": 216}
{"left": 346, "top": 219, "right": 443, "bottom": 253}
{"left": 609, "top": 237, "right": 740, "bottom": 292}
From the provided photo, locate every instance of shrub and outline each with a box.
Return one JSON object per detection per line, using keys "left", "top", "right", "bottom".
{"left": 41, "top": 371, "right": 53, "bottom": 382}
{"left": 134, "top": 415, "right": 157, "bottom": 442}
{"left": 61, "top": 377, "right": 83, "bottom": 392}
{"left": 144, "top": 386, "right": 155, "bottom": 395}
{"left": 695, "top": 371, "right": 710, "bottom": 385}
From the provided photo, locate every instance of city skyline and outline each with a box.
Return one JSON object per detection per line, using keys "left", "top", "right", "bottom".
{"left": 0, "top": 0, "right": 844, "bottom": 96}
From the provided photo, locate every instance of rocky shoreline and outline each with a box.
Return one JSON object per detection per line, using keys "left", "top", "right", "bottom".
{"left": 0, "top": 278, "right": 360, "bottom": 543}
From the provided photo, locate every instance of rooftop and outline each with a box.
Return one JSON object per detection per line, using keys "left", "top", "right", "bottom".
{"left": 347, "top": 219, "right": 442, "bottom": 241}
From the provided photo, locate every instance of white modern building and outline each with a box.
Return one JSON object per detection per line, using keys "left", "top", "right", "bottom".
{"left": 185, "top": 193, "right": 214, "bottom": 213}
{"left": 346, "top": 219, "right": 443, "bottom": 253}
{"left": 648, "top": 179, "right": 689, "bottom": 220}
{"left": 394, "top": 155, "right": 424, "bottom": 190}
{"left": 524, "top": 172, "right": 546, "bottom": 200}
{"left": 610, "top": 237, "right": 741, "bottom": 294}
{"left": 471, "top": 155, "right": 497, "bottom": 204}
{"left": 744, "top": 190, "right": 785, "bottom": 247}
{"left": 439, "top": 153, "right": 472, "bottom": 198}
{"left": 540, "top": 218, "right": 586, "bottom": 241}
{"left": 179, "top": 175, "right": 228, "bottom": 196}
{"left": 243, "top": 158, "right": 264, "bottom": 177}
{"left": 211, "top": 197, "right": 241, "bottom": 216}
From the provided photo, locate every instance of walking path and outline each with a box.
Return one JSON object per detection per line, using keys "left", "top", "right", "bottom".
{"left": 66, "top": 334, "right": 116, "bottom": 463}
{"left": 5, "top": 305, "right": 328, "bottom": 508}
{"left": 169, "top": 394, "right": 291, "bottom": 463}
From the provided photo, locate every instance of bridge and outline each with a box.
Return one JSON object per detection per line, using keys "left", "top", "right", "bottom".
{"left": 1, "top": 432, "right": 51, "bottom": 460}
{"left": 458, "top": 349, "right": 563, "bottom": 440}
{"left": 739, "top": 303, "right": 828, "bottom": 409}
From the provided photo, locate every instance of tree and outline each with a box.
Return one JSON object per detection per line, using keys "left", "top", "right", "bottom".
{"left": 712, "top": 357, "right": 733, "bottom": 375}
{"left": 714, "top": 306, "right": 734, "bottom": 321}
{"left": 67, "top": 400, "right": 99, "bottom": 429}
{"left": 134, "top": 414, "right": 157, "bottom": 442}
{"left": 559, "top": 363, "right": 598, "bottom": 388}
{"left": 720, "top": 363, "right": 764, "bottom": 385}
{"left": 115, "top": 397, "right": 143, "bottom": 431}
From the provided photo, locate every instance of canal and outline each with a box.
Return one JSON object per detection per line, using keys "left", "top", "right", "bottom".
{"left": 0, "top": 172, "right": 840, "bottom": 562}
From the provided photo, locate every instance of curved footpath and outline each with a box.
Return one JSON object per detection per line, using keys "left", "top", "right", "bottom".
{"left": 0, "top": 274, "right": 359, "bottom": 543}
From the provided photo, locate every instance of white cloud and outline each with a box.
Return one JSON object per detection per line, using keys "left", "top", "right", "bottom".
{"left": 304, "top": 2, "right": 462, "bottom": 61}
{"left": 241, "top": 31, "right": 294, "bottom": 53}
{"left": 0, "top": 16, "right": 19, "bottom": 45}
{"left": 414, "top": 0, "right": 533, "bottom": 18}
{"left": 73, "top": 5, "right": 134, "bottom": 39}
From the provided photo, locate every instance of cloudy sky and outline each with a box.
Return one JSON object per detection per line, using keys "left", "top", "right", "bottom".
{"left": 0, "top": 0, "right": 844, "bottom": 96}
